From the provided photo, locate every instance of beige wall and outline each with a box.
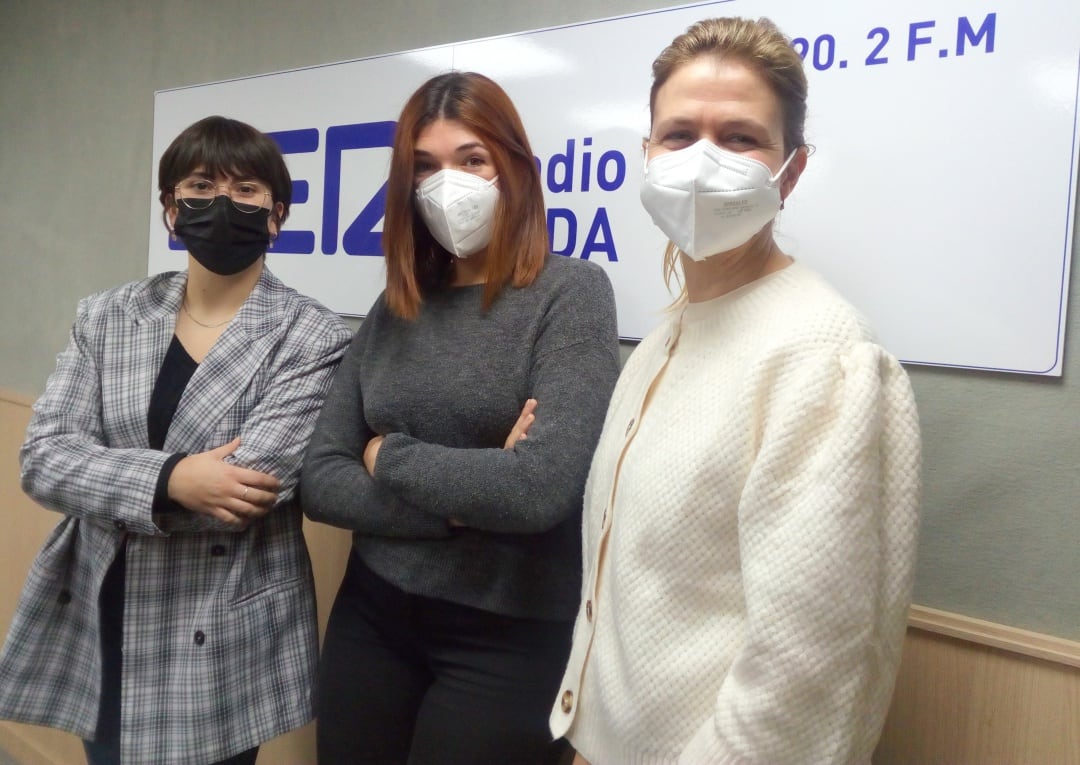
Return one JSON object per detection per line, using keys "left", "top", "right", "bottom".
{"left": 4, "top": 390, "right": 1080, "bottom": 763}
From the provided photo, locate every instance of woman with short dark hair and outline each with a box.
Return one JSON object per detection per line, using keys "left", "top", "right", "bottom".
{"left": 0, "top": 115, "right": 351, "bottom": 765}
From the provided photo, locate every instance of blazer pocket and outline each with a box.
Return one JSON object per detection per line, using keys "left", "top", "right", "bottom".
{"left": 230, "top": 575, "right": 305, "bottom": 607}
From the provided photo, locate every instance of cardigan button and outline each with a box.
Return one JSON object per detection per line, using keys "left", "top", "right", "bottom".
{"left": 560, "top": 690, "right": 574, "bottom": 713}
{"left": 194, "top": 630, "right": 206, "bottom": 646}
{"left": 113, "top": 520, "right": 127, "bottom": 531}
{"left": 585, "top": 600, "right": 593, "bottom": 622}
{"left": 57, "top": 590, "right": 72, "bottom": 605}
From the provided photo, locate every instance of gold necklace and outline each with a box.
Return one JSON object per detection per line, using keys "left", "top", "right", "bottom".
{"left": 181, "top": 298, "right": 235, "bottom": 329}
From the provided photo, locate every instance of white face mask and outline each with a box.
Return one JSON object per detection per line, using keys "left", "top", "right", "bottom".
{"left": 414, "top": 169, "right": 499, "bottom": 258}
{"left": 639, "top": 139, "right": 798, "bottom": 261}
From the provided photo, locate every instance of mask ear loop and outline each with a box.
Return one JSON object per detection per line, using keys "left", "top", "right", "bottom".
{"left": 769, "top": 148, "right": 800, "bottom": 185}
{"left": 772, "top": 147, "right": 802, "bottom": 210}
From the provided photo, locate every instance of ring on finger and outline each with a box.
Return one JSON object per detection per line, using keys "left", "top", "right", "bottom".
{"left": 242, "top": 486, "right": 250, "bottom": 501}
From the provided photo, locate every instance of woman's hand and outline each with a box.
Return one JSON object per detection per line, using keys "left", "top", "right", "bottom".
{"left": 363, "top": 434, "right": 385, "bottom": 476}
{"left": 167, "top": 438, "right": 280, "bottom": 527}
{"left": 503, "top": 398, "right": 537, "bottom": 449}
{"left": 572, "top": 752, "right": 591, "bottom": 765}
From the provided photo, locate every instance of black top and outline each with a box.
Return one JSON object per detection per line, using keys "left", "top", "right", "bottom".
{"left": 149, "top": 335, "right": 198, "bottom": 511}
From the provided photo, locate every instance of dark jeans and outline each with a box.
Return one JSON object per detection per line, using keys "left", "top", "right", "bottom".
{"left": 316, "top": 550, "right": 574, "bottom": 765}
{"left": 82, "top": 550, "right": 258, "bottom": 765}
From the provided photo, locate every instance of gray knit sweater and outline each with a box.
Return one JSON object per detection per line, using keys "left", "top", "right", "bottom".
{"left": 302, "top": 254, "right": 620, "bottom": 620}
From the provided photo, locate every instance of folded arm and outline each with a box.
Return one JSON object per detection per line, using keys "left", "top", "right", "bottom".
{"left": 158, "top": 306, "right": 351, "bottom": 534}
{"left": 372, "top": 336, "right": 620, "bottom": 534}
{"left": 20, "top": 297, "right": 174, "bottom": 535}
{"left": 300, "top": 335, "right": 456, "bottom": 538}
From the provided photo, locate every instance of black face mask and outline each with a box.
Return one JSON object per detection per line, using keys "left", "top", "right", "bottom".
{"left": 173, "top": 198, "right": 271, "bottom": 275}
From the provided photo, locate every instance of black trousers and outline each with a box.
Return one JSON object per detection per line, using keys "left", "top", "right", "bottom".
{"left": 315, "top": 550, "right": 573, "bottom": 765}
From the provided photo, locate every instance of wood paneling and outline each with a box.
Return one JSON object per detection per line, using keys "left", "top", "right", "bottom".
{"left": 875, "top": 627, "right": 1080, "bottom": 764}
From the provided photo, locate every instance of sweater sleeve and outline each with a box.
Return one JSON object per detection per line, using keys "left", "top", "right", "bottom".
{"left": 300, "top": 323, "right": 455, "bottom": 538}
{"left": 678, "top": 342, "right": 921, "bottom": 765}
{"left": 156, "top": 304, "right": 352, "bottom": 535}
{"left": 372, "top": 268, "right": 621, "bottom": 534}
{"left": 18, "top": 296, "right": 172, "bottom": 536}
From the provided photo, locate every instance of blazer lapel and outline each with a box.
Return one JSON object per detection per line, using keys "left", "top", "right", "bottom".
{"left": 164, "top": 269, "right": 285, "bottom": 453}
{"left": 106, "top": 273, "right": 185, "bottom": 449}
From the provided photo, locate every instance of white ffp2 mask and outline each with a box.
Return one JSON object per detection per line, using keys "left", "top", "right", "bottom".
{"left": 414, "top": 170, "right": 499, "bottom": 258}
{"left": 639, "top": 139, "right": 797, "bottom": 261}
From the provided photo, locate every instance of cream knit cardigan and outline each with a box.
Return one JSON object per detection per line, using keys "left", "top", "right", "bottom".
{"left": 551, "top": 262, "right": 921, "bottom": 765}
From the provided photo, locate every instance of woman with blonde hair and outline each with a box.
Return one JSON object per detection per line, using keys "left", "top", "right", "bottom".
{"left": 551, "top": 17, "right": 921, "bottom": 765}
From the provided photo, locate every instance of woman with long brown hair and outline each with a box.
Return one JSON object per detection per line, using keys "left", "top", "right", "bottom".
{"left": 301, "top": 71, "right": 620, "bottom": 764}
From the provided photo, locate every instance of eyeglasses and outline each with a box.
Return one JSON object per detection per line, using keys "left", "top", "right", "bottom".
{"left": 175, "top": 177, "right": 271, "bottom": 214}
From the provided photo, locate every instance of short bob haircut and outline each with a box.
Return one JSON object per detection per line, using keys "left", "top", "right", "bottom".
{"left": 157, "top": 115, "right": 292, "bottom": 230}
{"left": 383, "top": 72, "right": 548, "bottom": 320}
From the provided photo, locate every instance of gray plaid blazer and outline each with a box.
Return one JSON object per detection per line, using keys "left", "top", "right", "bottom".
{"left": 0, "top": 268, "right": 350, "bottom": 764}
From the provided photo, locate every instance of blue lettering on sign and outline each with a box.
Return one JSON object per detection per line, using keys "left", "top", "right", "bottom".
{"left": 323, "top": 121, "right": 395, "bottom": 256}
{"left": 547, "top": 207, "right": 618, "bottom": 262}
{"left": 865, "top": 28, "right": 889, "bottom": 65}
{"left": 581, "top": 208, "right": 617, "bottom": 261}
{"left": 536, "top": 138, "right": 626, "bottom": 260}
{"left": 269, "top": 127, "right": 319, "bottom": 254}
{"left": 547, "top": 139, "right": 577, "bottom": 192}
{"left": 790, "top": 13, "right": 997, "bottom": 71}
{"left": 907, "top": 21, "right": 935, "bottom": 61}
{"left": 596, "top": 150, "right": 626, "bottom": 192}
{"left": 957, "top": 13, "right": 996, "bottom": 55}
{"left": 542, "top": 138, "right": 626, "bottom": 194}
{"left": 548, "top": 209, "right": 577, "bottom": 256}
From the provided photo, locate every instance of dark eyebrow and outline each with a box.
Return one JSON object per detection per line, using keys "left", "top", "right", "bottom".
{"left": 720, "top": 118, "right": 770, "bottom": 134}
{"left": 658, "top": 117, "right": 696, "bottom": 129}
{"left": 186, "top": 169, "right": 260, "bottom": 183}
{"left": 655, "top": 116, "right": 770, "bottom": 135}
{"left": 414, "top": 143, "right": 489, "bottom": 157}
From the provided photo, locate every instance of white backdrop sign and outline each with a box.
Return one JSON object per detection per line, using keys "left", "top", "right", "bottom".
{"left": 150, "top": 0, "right": 1080, "bottom": 375}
